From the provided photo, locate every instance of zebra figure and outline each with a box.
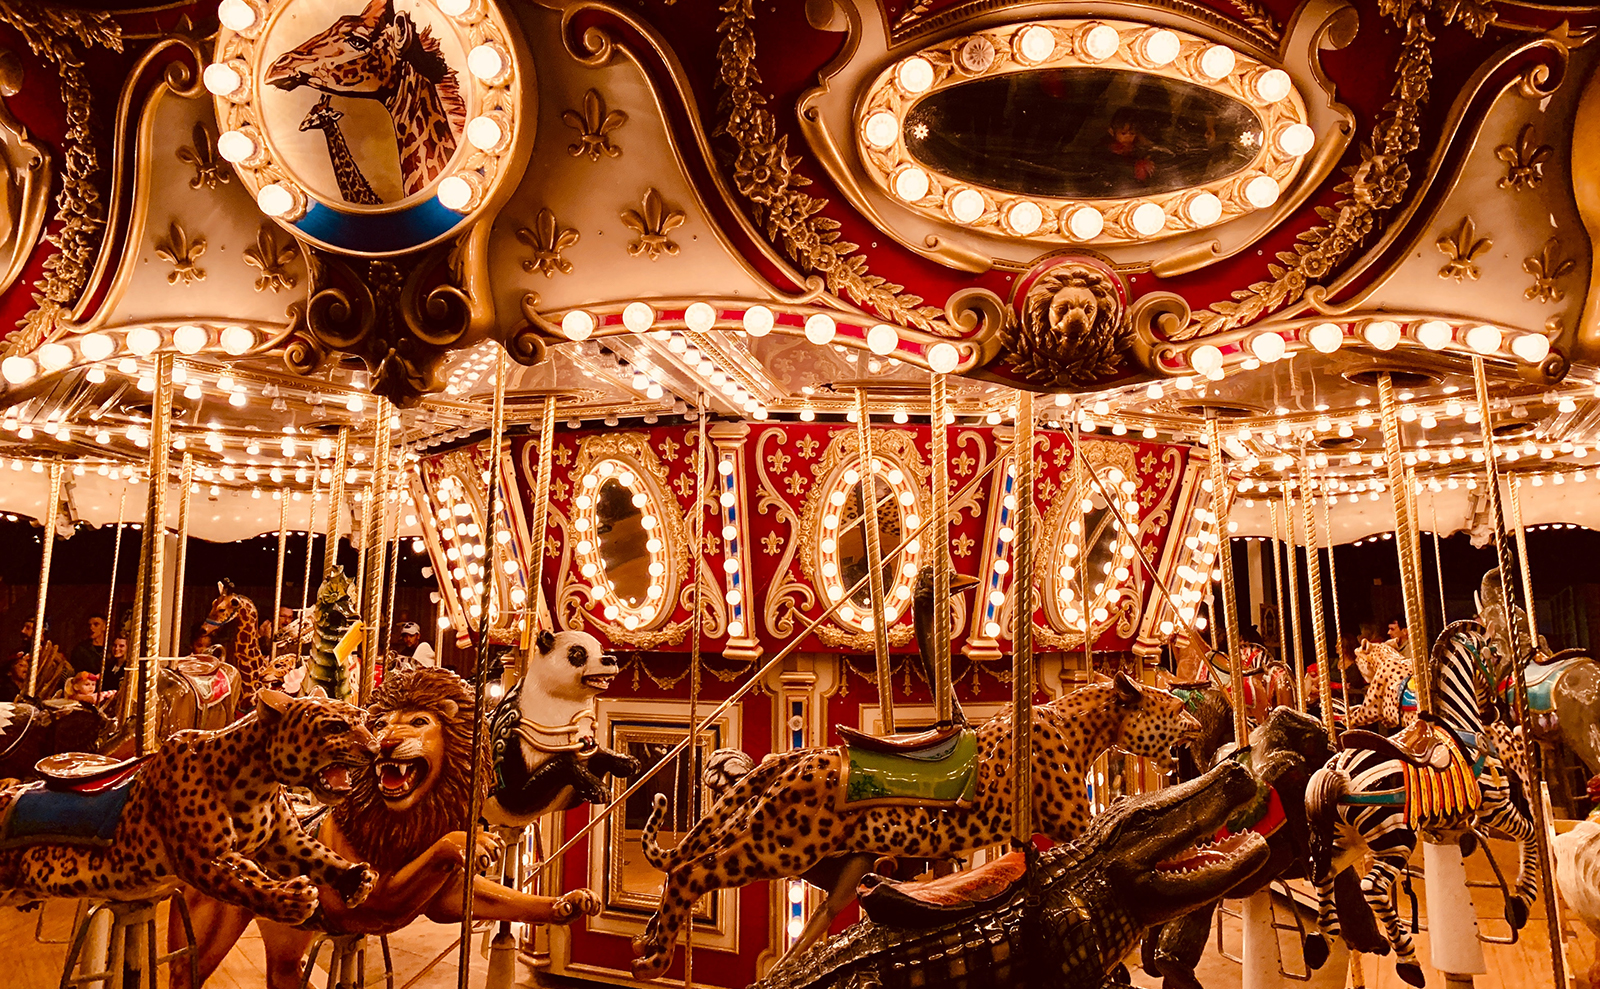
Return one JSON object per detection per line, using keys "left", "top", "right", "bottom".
{"left": 1303, "top": 620, "right": 1537, "bottom": 987}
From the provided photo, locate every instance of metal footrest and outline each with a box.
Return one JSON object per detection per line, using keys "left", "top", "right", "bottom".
{"left": 59, "top": 891, "right": 197, "bottom": 989}
{"left": 302, "top": 933, "right": 394, "bottom": 989}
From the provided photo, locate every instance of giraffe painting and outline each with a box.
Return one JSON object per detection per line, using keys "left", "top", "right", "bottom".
{"left": 299, "top": 95, "right": 383, "bottom": 205}
{"left": 265, "top": 0, "right": 466, "bottom": 198}
{"left": 202, "top": 579, "right": 275, "bottom": 702}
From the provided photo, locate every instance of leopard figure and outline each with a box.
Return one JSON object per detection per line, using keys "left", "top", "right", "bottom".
{"left": 630, "top": 674, "right": 1198, "bottom": 979}
{"left": 1346, "top": 639, "right": 1417, "bottom": 731}
{"left": 0, "top": 690, "right": 378, "bottom": 925}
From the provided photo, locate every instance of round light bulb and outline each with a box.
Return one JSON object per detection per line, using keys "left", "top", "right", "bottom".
{"left": 685, "top": 301, "right": 716, "bottom": 333}
{"left": 1277, "top": 123, "right": 1315, "bottom": 157}
{"left": 465, "top": 115, "right": 502, "bottom": 151}
{"left": 126, "top": 326, "right": 162, "bottom": 356}
{"left": 1249, "top": 332, "right": 1286, "bottom": 362}
{"left": 894, "top": 166, "right": 929, "bottom": 202}
{"left": 467, "top": 44, "right": 504, "bottom": 82}
{"left": 863, "top": 111, "right": 899, "bottom": 150}
{"left": 217, "top": 0, "right": 256, "bottom": 31}
{"left": 78, "top": 332, "right": 114, "bottom": 362}
{"left": 173, "top": 324, "right": 208, "bottom": 355}
{"left": 203, "top": 63, "right": 241, "bottom": 97}
{"left": 896, "top": 57, "right": 935, "bottom": 94}
{"left": 949, "top": 188, "right": 984, "bottom": 223}
{"left": 804, "top": 313, "right": 836, "bottom": 345}
{"left": 1307, "top": 322, "right": 1343, "bottom": 353}
{"left": 1254, "top": 68, "right": 1293, "bottom": 103}
{"left": 1466, "top": 324, "right": 1502, "bottom": 354}
{"left": 220, "top": 325, "right": 255, "bottom": 355}
{"left": 622, "top": 301, "right": 655, "bottom": 333}
{"left": 216, "top": 130, "right": 255, "bottom": 164}
{"left": 1184, "top": 192, "right": 1222, "bottom": 226}
{"left": 1190, "top": 344, "right": 1223, "bottom": 375}
{"left": 561, "top": 310, "right": 594, "bottom": 341}
{"left": 1199, "top": 45, "right": 1236, "bottom": 80}
{"left": 1415, "top": 320, "right": 1452, "bottom": 350}
{"left": 1017, "top": 25, "right": 1055, "bottom": 62}
{"left": 867, "top": 323, "right": 899, "bottom": 356}
{"left": 256, "top": 183, "right": 294, "bottom": 217}
{"left": 1363, "top": 320, "right": 1400, "bottom": 351}
{"left": 743, "top": 305, "right": 774, "bottom": 337}
{"left": 437, "top": 176, "right": 473, "bottom": 211}
{"left": 1142, "top": 29, "right": 1179, "bottom": 65}
{"left": 1, "top": 356, "right": 35, "bottom": 384}
{"left": 1008, "top": 200, "right": 1043, "bottom": 234}
{"left": 928, "top": 342, "right": 959, "bottom": 374}
{"left": 1130, "top": 202, "right": 1166, "bottom": 236}
{"left": 1244, "top": 175, "right": 1280, "bottom": 208}
{"left": 1082, "top": 24, "right": 1119, "bottom": 61}
{"left": 1511, "top": 333, "right": 1550, "bottom": 363}
{"left": 1067, "top": 205, "right": 1104, "bottom": 240}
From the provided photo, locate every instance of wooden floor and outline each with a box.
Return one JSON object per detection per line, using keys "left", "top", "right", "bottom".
{"left": 2, "top": 839, "right": 1591, "bottom": 989}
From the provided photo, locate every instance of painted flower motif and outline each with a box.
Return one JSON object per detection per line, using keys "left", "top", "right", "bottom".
{"left": 734, "top": 138, "right": 796, "bottom": 206}
{"left": 1349, "top": 155, "right": 1409, "bottom": 210}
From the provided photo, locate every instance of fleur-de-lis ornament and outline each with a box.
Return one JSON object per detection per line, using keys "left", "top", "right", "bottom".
{"left": 1495, "top": 124, "right": 1552, "bottom": 193}
{"left": 155, "top": 220, "right": 207, "bottom": 285}
{"left": 1435, "top": 216, "right": 1490, "bottom": 282}
{"left": 562, "top": 89, "right": 626, "bottom": 162}
{"left": 176, "top": 121, "right": 231, "bottom": 190}
{"left": 1523, "top": 237, "right": 1575, "bottom": 304}
{"left": 242, "top": 224, "right": 299, "bottom": 293}
{"left": 621, "top": 188, "right": 686, "bottom": 261}
{"left": 516, "top": 209, "right": 580, "bottom": 277}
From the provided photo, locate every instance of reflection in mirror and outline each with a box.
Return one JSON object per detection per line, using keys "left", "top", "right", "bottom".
{"left": 607, "top": 719, "right": 724, "bottom": 917}
{"left": 837, "top": 476, "right": 905, "bottom": 609}
{"left": 902, "top": 68, "right": 1263, "bottom": 199}
{"left": 596, "top": 473, "right": 650, "bottom": 609}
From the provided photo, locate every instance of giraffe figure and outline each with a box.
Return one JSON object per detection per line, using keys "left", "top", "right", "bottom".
{"left": 299, "top": 94, "right": 383, "bottom": 205}
{"left": 265, "top": 0, "right": 466, "bottom": 196}
{"left": 202, "top": 579, "right": 274, "bottom": 702}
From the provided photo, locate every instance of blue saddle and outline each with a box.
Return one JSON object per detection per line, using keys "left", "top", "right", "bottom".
{"left": 1, "top": 773, "right": 138, "bottom": 849}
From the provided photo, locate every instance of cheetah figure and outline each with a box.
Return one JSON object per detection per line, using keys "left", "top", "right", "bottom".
{"left": 0, "top": 690, "right": 378, "bottom": 925}
{"left": 631, "top": 674, "right": 1198, "bottom": 978}
{"left": 1345, "top": 639, "right": 1417, "bottom": 731}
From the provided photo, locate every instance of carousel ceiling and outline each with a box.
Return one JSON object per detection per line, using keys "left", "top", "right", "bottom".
{"left": 0, "top": 0, "right": 1592, "bottom": 543}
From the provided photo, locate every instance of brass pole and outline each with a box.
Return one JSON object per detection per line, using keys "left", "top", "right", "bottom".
{"left": 459, "top": 350, "right": 507, "bottom": 989}
{"left": 1321, "top": 493, "right": 1345, "bottom": 745}
{"left": 1376, "top": 373, "right": 1430, "bottom": 714}
{"left": 929, "top": 373, "right": 954, "bottom": 725}
{"left": 1078, "top": 455, "right": 1091, "bottom": 673}
{"left": 134, "top": 354, "right": 174, "bottom": 755}
{"left": 99, "top": 487, "right": 127, "bottom": 695}
{"left": 1205, "top": 415, "right": 1248, "bottom": 748}
{"left": 1283, "top": 485, "right": 1306, "bottom": 711}
{"left": 361, "top": 402, "right": 392, "bottom": 704}
{"left": 685, "top": 393, "right": 709, "bottom": 989}
{"left": 854, "top": 388, "right": 894, "bottom": 734}
{"left": 1012, "top": 391, "right": 1035, "bottom": 844}
{"left": 25, "top": 461, "right": 64, "bottom": 698}
{"left": 1303, "top": 470, "right": 1335, "bottom": 743}
{"left": 1430, "top": 499, "right": 1448, "bottom": 625}
{"left": 270, "top": 489, "right": 289, "bottom": 675}
{"left": 170, "top": 453, "right": 195, "bottom": 651}
{"left": 383, "top": 471, "right": 401, "bottom": 663}
{"left": 1269, "top": 498, "right": 1288, "bottom": 663}
{"left": 1472, "top": 355, "right": 1563, "bottom": 989}
{"left": 529, "top": 398, "right": 558, "bottom": 630}
{"left": 300, "top": 473, "right": 319, "bottom": 652}
{"left": 323, "top": 426, "right": 348, "bottom": 579}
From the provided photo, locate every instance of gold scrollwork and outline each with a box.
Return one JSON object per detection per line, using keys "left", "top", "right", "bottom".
{"left": 517, "top": 208, "right": 580, "bottom": 277}
{"left": 242, "top": 224, "right": 299, "bottom": 293}
{"left": 0, "top": 50, "right": 51, "bottom": 305}
{"left": 1496, "top": 123, "right": 1551, "bottom": 192}
{"left": 154, "top": 220, "right": 206, "bottom": 285}
{"left": 563, "top": 88, "right": 626, "bottom": 161}
{"left": 1435, "top": 215, "right": 1490, "bottom": 281}
{"left": 621, "top": 187, "right": 685, "bottom": 261}
{"left": 755, "top": 428, "right": 815, "bottom": 640}
{"left": 1524, "top": 236, "right": 1574, "bottom": 303}
{"left": 176, "top": 120, "right": 231, "bottom": 191}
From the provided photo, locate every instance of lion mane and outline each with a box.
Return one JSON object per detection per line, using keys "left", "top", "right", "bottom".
{"left": 1004, "top": 266, "right": 1129, "bottom": 387}
{"left": 332, "top": 667, "right": 483, "bottom": 873}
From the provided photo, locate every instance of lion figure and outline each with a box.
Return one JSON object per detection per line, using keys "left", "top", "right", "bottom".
{"left": 1005, "top": 264, "right": 1129, "bottom": 386}
{"left": 176, "top": 668, "right": 599, "bottom": 989}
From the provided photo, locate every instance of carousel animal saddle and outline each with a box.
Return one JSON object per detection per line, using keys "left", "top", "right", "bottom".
{"left": 857, "top": 850, "right": 1028, "bottom": 928}
{"left": 1343, "top": 720, "right": 1459, "bottom": 771}
{"left": 1521, "top": 654, "right": 1586, "bottom": 714}
{"left": 167, "top": 658, "right": 235, "bottom": 706}
{"left": 836, "top": 726, "right": 979, "bottom": 811}
{"left": 0, "top": 754, "right": 145, "bottom": 849}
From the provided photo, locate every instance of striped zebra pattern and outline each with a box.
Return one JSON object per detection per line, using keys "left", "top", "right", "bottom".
{"left": 1305, "top": 620, "right": 1536, "bottom": 987}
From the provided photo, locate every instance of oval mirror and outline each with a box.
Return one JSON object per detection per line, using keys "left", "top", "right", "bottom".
{"left": 575, "top": 458, "right": 670, "bottom": 628}
{"left": 838, "top": 475, "right": 903, "bottom": 609}
{"left": 816, "top": 460, "right": 923, "bottom": 630}
{"left": 1050, "top": 468, "right": 1139, "bottom": 632}
{"left": 903, "top": 68, "right": 1263, "bottom": 200}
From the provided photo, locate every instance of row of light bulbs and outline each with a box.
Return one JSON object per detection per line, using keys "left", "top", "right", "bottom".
{"left": 1185, "top": 319, "right": 1552, "bottom": 378}
{"left": 0, "top": 325, "right": 260, "bottom": 386}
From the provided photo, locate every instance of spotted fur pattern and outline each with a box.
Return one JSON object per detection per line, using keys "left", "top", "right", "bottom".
{"left": 0, "top": 692, "right": 378, "bottom": 925}
{"left": 1345, "top": 639, "right": 1416, "bottom": 732}
{"left": 629, "top": 676, "right": 1198, "bottom": 979}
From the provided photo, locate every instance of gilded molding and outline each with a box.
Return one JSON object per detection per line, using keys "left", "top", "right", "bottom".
{"left": 620, "top": 187, "right": 685, "bottom": 260}
{"left": 562, "top": 88, "right": 626, "bottom": 161}
{"left": 1435, "top": 215, "right": 1490, "bottom": 281}
{"left": 1497, "top": 123, "right": 1551, "bottom": 191}
{"left": 0, "top": 52, "right": 51, "bottom": 304}
{"left": 175, "top": 120, "right": 230, "bottom": 190}
{"left": 517, "top": 208, "right": 579, "bottom": 276}
{"left": 154, "top": 220, "right": 206, "bottom": 285}
{"left": 1524, "top": 236, "right": 1574, "bottom": 303}
{"left": 242, "top": 224, "right": 299, "bottom": 293}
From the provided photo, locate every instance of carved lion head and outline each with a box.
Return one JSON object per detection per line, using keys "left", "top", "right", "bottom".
{"left": 1005, "top": 263, "right": 1129, "bottom": 387}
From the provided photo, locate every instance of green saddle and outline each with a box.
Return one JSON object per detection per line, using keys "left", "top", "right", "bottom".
{"left": 836, "top": 726, "right": 979, "bottom": 811}
{"left": 1522, "top": 656, "right": 1580, "bottom": 715}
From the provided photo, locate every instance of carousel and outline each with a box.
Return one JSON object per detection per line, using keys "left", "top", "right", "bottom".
{"left": 0, "top": 0, "right": 1595, "bottom": 986}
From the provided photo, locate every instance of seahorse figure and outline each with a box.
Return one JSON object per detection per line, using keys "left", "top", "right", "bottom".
{"left": 299, "top": 95, "right": 383, "bottom": 205}
{"left": 202, "top": 579, "right": 272, "bottom": 701}
{"left": 266, "top": 0, "right": 467, "bottom": 196}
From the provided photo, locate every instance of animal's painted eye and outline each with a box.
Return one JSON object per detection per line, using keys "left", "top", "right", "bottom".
{"left": 348, "top": 34, "right": 370, "bottom": 50}
{"left": 370, "top": 718, "right": 388, "bottom": 731}
{"left": 319, "top": 719, "right": 351, "bottom": 735}
{"left": 411, "top": 716, "right": 429, "bottom": 727}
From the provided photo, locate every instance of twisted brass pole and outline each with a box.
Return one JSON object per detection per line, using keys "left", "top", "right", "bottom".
{"left": 1303, "top": 469, "right": 1334, "bottom": 743}
{"left": 930, "top": 373, "right": 954, "bottom": 725}
{"left": 1204, "top": 416, "right": 1247, "bottom": 747}
{"left": 1283, "top": 485, "right": 1306, "bottom": 711}
{"left": 1472, "top": 356, "right": 1563, "bottom": 989}
{"left": 299, "top": 473, "right": 319, "bottom": 652}
{"left": 361, "top": 403, "right": 392, "bottom": 704}
{"left": 1269, "top": 498, "right": 1288, "bottom": 664}
{"left": 270, "top": 488, "right": 289, "bottom": 674}
{"left": 529, "top": 398, "right": 558, "bottom": 632}
{"left": 1012, "top": 391, "right": 1035, "bottom": 844}
{"left": 134, "top": 354, "right": 174, "bottom": 755}
{"left": 170, "top": 453, "right": 194, "bottom": 651}
{"left": 323, "top": 427, "right": 348, "bottom": 579}
{"left": 99, "top": 487, "right": 127, "bottom": 697}
{"left": 684, "top": 394, "right": 711, "bottom": 989}
{"left": 854, "top": 388, "right": 894, "bottom": 734}
{"left": 26, "top": 461, "right": 63, "bottom": 698}
{"left": 1376, "top": 373, "right": 1430, "bottom": 714}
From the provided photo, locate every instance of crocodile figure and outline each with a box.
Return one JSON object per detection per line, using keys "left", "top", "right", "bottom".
{"left": 750, "top": 760, "right": 1269, "bottom": 989}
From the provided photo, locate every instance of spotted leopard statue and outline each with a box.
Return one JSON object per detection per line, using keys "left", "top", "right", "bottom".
{"left": 0, "top": 689, "right": 378, "bottom": 925}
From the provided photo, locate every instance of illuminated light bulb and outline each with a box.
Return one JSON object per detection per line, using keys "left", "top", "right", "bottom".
{"left": 1, "top": 356, "right": 35, "bottom": 384}
{"left": 743, "top": 305, "right": 774, "bottom": 337}
{"left": 1511, "top": 333, "right": 1551, "bottom": 363}
{"left": 894, "top": 166, "right": 929, "bottom": 201}
{"left": 216, "top": 129, "right": 255, "bottom": 163}
{"left": 621, "top": 301, "right": 655, "bottom": 333}
{"left": 867, "top": 323, "right": 899, "bottom": 356}
{"left": 685, "top": 302, "right": 717, "bottom": 333}
{"left": 1415, "top": 320, "right": 1452, "bottom": 350}
{"left": 79, "top": 332, "right": 114, "bottom": 362}
{"left": 1466, "top": 324, "right": 1502, "bottom": 354}
{"left": 467, "top": 44, "right": 504, "bottom": 82}
{"left": 862, "top": 111, "right": 899, "bottom": 149}
{"left": 256, "top": 183, "right": 295, "bottom": 217}
{"left": 125, "top": 326, "right": 162, "bottom": 356}
{"left": 1007, "top": 200, "right": 1043, "bottom": 235}
{"left": 1184, "top": 192, "right": 1222, "bottom": 227}
{"left": 1254, "top": 68, "right": 1293, "bottom": 102}
{"left": 1066, "top": 205, "right": 1104, "bottom": 240}
{"left": 465, "top": 115, "right": 503, "bottom": 151}
{"left": 1244, "top": 175, "right": 1280, "bottom": 208}
{"left": 561, "top": 310, "right": 594, "bottom": 341}
{"left": 1017, "top": 24, "right": 1056, "bottom": 62}
{"left": 1198, "top": 45, "right": 1236, "bottom": 80}
{"left": 183, "top": 381, "right": 201, "bottom": 400}
{"left": 1082, "top": 23, "right": 1119, "bottom": 60}
{"left": 804, "top": 313, "right": 836, "bottom": 345}
{"left": 1363, "top": 320, "right": 1400, "bottom": 351}
{"left": 948, "top": 188, "right": 984, "bottom": 223}
{"left": 1130, "top": 202, "right": 1166, "bottom": 236}
{"left": 36, "top": 343, "right": 71, "bottom": 371}
{"left": 217, "top": 0, "right": 256, "bottom": 31}
{"left": 1307, "top": 322, "right": 1343, "bottom": 354}
{"left": 1141, "top": 29, "right": 1180, "bottom": 65}
{"left": 1189, "top": 344, "right": 1223, "bottom": 375}
{"left": 173, "top": 324, "right": 207, "bottom": 354}
{"left": 896, "top": 57, "right": 935, "bottom": 94}
{"left": 1249, "top": 332, "right": 1286, "bottom": 363}
{"left": 928, "top": 341, "right": 960, "bottom": 374}
{"left": 1277, "top": 123, "right": 1315, "bottom": 157}
{"left": 437, "top": 176, "right": 474, "bottom": 211}
{"left": 203, "top": 63, "right": 242, "bottom": 97}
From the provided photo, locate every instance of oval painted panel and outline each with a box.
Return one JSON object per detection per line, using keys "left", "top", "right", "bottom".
{"left": 902, "top": 68, "right": 1264, "bottom": 200}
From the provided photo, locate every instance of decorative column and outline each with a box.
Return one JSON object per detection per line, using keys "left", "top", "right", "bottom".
{"left": 710, "top": 422, "right": 762, "bottom": 661}
{"left": 361, "top": 402, "right": 392, "bottom": 703}
{"left": 133, "top": 354, "right": 174, "bottom": 756}
{"left": 323, "top": 426, "right": 349, "bottom": 579}
{"left": 1376, "top": 373, "right": 1430, "bottom": 712}
{"left": 25, "top": 461, "right": 63, "bottom": 697}
{"left": 854, "top": 389, "right": 894, "bottom": 734}
{"left": 1011, "top": 391, "right": 1035, "bottom": 845}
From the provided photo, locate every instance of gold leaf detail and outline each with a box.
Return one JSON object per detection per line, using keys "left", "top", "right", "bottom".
{"left": 1496, "top": 124, "right": 1552, "bottom": 193}
{"left": 175, "top": 120, "right": 230, "bottom": 191}
{"left": 516, "top": 208, "right": 580, "bottom": 278}
{"left": 621, "top": 187, "right": 685, "bottom": 261}
{"left": 242, "top": 224, "right": 298, "bottom": 293}
{"left": 154, "top": 220, "right": 206, "bottom": 286}
{"left": 562, "top": 88, "right": 626, "bottom": 162}
{"left": 1435, "top": 215, "right": 1490, "bottom": 282}
{"left": 1523, "top": 236, "right": 1575, "bottom": 304}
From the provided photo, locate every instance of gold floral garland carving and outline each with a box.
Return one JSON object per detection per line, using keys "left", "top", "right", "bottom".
{"left": 714, "top": 0, "right": 951, "bottom": 336}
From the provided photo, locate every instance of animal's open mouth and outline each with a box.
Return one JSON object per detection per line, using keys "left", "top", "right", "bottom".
{"left": 1154, "top": 831, "right": 1266, "bottom": 877}
{"left": 315, "top": 762, "right": 359, "bottom": 797}
{"left": 377, "top": 758, "right": 428, "bottom": 799}
{"left": 582, "top": 674, "right": 616, "bottom": 690}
